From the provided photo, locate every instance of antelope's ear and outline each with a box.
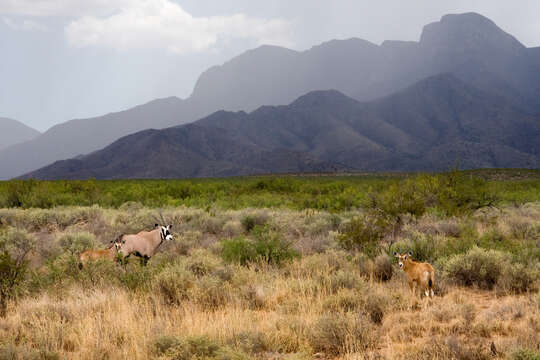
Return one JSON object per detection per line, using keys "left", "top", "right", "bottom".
{"left": 168, "top": 224, "right": 172, "bottom": 229}
{"left": 408, "top": 251, "right": 413, "bottom": 257}
{"left": 155, "top": 223, "right": 159, "bottom": 228}
{"left": 393, "top": 252, "right": 398, "bottom": 257}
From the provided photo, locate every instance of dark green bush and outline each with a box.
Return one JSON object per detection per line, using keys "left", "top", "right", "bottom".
{"left": 221, "top": 227, "right": 298, "bottom": 266}
{"left": 221, "top": 237, "right": 257, "bottom": 266}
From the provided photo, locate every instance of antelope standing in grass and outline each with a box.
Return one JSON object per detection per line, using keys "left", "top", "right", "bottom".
{"left": 394, "top": 252, "right": 435, "bottom": 299}
{"left": 118, "top": 223, "right": 174, "bottom": 265}
{"left": 79, "top": 238, "right": 123, "bottom": 269}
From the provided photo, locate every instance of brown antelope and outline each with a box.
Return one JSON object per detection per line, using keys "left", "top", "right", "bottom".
{"left": 79, "top": 238, "right": 123, "bottom": 269}
{"left": 394, "top": 252, "right": 435, "bottom": 299}
{"left": 117, "top": 223, "right": 173, "bottom": 265}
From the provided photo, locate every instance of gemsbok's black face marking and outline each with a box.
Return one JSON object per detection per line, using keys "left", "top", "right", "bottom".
{"left": 159, "top": 225, "right": 174, "bottom": 241}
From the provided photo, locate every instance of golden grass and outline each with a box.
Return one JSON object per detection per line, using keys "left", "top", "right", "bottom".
{"left": 1, "top": 273, "right": 538, "bottom": 359}
{"left": 0, "top": 203, "right": 538, "bottom": 359}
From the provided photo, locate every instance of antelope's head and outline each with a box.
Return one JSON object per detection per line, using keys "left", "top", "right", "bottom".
{"left": 110, "top": 236, "right": 124, "bottom": 251}
{"left": 156, "top": 224, "right": 174, "bottom": 241}
{"left": 394, "top": 252, "right": 413, "bottom": 269}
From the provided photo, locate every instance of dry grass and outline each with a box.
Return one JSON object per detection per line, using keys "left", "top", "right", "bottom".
{"left": 0, "top": 204, "right": 538, "bottom": 359}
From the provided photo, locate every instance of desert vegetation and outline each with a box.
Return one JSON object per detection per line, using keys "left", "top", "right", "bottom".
{"left": 0, "top": 171, "right": 538, "bottom": 359}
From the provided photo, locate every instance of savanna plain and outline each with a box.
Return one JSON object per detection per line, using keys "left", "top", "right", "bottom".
{"left": 0, "top": 170, "right": 538, "bottom": 360}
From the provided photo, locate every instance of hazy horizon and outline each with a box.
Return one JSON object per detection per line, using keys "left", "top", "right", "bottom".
{"left": 2, "top": 0, "right": 540, "bottom": 132}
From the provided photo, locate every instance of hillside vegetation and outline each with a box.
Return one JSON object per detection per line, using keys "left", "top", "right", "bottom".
{"left": 0, "top": 171, "right": 538, "bottom": 359}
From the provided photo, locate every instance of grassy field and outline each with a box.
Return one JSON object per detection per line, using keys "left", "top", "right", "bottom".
{"left": 0, "top": 171, "right": 538, "bottom": 359}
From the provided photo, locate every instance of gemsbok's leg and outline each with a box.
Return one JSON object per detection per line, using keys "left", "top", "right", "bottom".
{"left": 409, "top": 280, "right": 416, "bottom": 298}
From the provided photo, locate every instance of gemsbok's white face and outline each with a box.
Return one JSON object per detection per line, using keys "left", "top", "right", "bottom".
{"left": 156, "top": 224, "right": 173, "bottom": 241}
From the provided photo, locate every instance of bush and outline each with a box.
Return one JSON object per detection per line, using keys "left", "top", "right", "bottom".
{"left": 221, "top": 227, "right": 298, "bottom": 266}
{"left": 373, "top": 254, "right": 393, "bottom": 282}
{"left": 152, "top": 335, "right": 249, "bottom": 360}
{"left": 251, "top": 225, "right": 299, "bottom": 265}
{"left": 337, "top": 214, "right": 391, "bottom": 257}
{"left": 436, "top": 170, "right": 498, "bottom": 217}
{"left": 153, "top": 264, "right": 195, "bottom": 305}
{"left": 0, "top": 251, "right": 28, "bottom": 317}
{"left": 0, "top": 229, "right": 34, "bottom": 316}
{"left": 57, "top": 232, "right": 98, "bottom": 256}
{"left": 509, "top": 348, "right": 540, "bottom": 360}
{"left": 441, "top": 247, "right": 510, "bottom": 289}
{"left": 498, "top": 263, "right": 539, "bottom": 294}
{"left": 221, "top": 237, "right": 257, "bottom": 266}
{"left": 240, "top": 213, "right": 268, "bottom": 233}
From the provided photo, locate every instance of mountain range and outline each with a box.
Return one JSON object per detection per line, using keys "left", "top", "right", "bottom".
{"left": 24, "top": 73, "right": 540, "bottom": 179}
{"left": 6, "top": 12, "right": 540, "bottom": 179}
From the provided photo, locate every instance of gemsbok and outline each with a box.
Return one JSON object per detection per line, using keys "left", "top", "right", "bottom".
{"left": 79, "top": 238, "right": 123, "bottom": 269}
{"left": 117, "top": 223, "right": 174, "bottom": 265}
{"left": 394, "top": 252, "right": 435, "bottom": 299}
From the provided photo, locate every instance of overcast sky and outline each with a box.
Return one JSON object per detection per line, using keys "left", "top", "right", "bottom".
{"left": 2, "top": 0, "right": 540, "bottom": 132}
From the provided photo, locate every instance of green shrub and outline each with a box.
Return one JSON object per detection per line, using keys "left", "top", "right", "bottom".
{"left": 366, "top": 177, "right": 428, "bottom": 220}
{"left": 436, "top": 170, "right": 498, "bottom": 216}
{"left": 221, "top": 237, "right": 257, "bottom": 266}
{"left": 251, "top": 225, "right": 299, "bottom": 265}
{"left": 337, "top": 214, "right": 391, "bottom": 257}
{"left": 240, "top": 213, "right": 268, "bottom": 233}
{"left": 221, "top": 227, "right": 298, "bottom": 266}
{"left": 0, "top": 250, "right": 28, "bottom": 317}
{"left": 441, "top": 247, "right": 511, "bottom": 289}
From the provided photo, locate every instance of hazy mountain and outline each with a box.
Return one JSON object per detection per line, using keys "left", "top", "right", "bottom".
{"left": 191, "top": 13, "right": 540, "bottom": 113}
{"left": 0, "top": 118, "right": 40, "bottom": 151}
{"left": 3, "top": 12, "right": 540, "bottom": 179}
{"left": 24, "top": 74, "right": 540, "bottom": 179}
{"left": 0, "top": 97, "right": 200, "bottom": 180}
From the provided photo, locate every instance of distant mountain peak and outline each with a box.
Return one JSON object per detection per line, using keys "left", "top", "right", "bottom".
{"left": 309, "top": 38, "right": 378, "bottom": 52}
{"left": 420, "top": 12, "right": 524, "bottom": 51}
{"left": 289, "top": 90, "right": 357, "bottom": 108}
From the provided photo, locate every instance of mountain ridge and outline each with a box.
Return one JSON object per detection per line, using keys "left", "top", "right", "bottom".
{"left": 24, "top": 74, "right": 540, "bottom": 179}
